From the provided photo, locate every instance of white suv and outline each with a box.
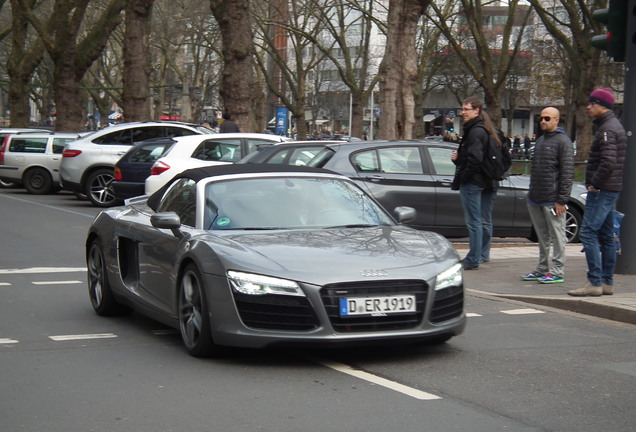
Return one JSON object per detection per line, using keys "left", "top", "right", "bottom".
{"left": 59, "top": 121, "right": 213, "bottom": 207}
{"left": 0, "top": 132, "right": 80, "bottom": 194}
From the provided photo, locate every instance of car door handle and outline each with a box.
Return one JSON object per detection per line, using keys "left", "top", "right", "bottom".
{"left": 437, "top": 178, "right": 454, "bottom": 185}
{"left": 117, "top": 152, "right": 126, "bottom": 156}
{"left": 364, "top": 174, "right": 385, "bottom": 181}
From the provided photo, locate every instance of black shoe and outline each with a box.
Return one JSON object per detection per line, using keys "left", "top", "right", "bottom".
{"left": 461, "top": 260, "right": 479, "bottom": 270}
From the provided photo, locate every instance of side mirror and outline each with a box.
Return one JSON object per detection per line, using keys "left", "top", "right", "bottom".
{"left": 151, "top": 212, "right": 184, "bottom": 237}
{"left": 393, "top": 206, "right": 416, "bottom": 223}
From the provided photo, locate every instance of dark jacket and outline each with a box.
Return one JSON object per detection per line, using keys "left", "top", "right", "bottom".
{"left": 451, "top": 117, "right": 498, "bottom": 190}
{"left": 527, "top": 128, "right": 574, "bottom": 205}
{"left": 586, "top": 111, "right": 626, "bottom": 192}
{"left": 219, "top": 119, "right": 240, "bottom": 133}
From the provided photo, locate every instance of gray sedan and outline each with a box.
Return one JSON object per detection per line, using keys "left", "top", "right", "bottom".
{"left": 240, "top": 140, "right": 587, "bottom": 242}
{"left": 86, "top": 164, "right": 465, "bottom": 356}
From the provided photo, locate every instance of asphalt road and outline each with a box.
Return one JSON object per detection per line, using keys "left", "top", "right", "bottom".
{"left": 2, "top": 188, "right": 635, "bottom": 432}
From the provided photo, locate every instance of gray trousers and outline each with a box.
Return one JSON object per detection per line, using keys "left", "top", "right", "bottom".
{"left": 527, "top": 203, "right": 567, "bottom": 277}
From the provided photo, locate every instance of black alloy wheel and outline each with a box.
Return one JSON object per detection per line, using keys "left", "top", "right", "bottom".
{"left": 179, "top": 264, "right": 216, "bottom": 357}
{"left": 87, "top": 239, "right": 123, "bottom": 315}
{"left": 86, "top": 168, "right": 121, "bottom": 207}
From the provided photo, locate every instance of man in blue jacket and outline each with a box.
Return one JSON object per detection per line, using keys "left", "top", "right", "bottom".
{"left": 522, "top": 107, "right": 574, "bottom": 284}
{"left": 568, "top": 88, "right": 626, "bottom": 297}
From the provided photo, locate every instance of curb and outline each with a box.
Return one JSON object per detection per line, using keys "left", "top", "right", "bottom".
{"left": 487, "top": 293, "right": 636, "bottom": 325}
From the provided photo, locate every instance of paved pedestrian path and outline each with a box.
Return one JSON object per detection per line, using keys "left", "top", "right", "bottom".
{"left": 455, "top": 243, "right": 636, "bottom": 325}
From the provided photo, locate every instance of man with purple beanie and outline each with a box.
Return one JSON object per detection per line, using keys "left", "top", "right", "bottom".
{"left": 568, "top": 88, "right": 627, "bottom": 297}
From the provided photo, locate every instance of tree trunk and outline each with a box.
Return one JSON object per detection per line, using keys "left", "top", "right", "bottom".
{"left": 351, "top": 89, "right": 365, "bottom": 140}
{"left": 378, "top": 0, "right": 429, "bottom": 140}
{"left": 210, "top": 0, "right": 255, "bottom": 132}
{"left": 122, "top": 0, "right": 155, "bottom": 122}
{"left": 21, "top": 0, "right": 127, "bottom": 131}
{"left": 7, "top": 0, "right": 45, "bottom": 127}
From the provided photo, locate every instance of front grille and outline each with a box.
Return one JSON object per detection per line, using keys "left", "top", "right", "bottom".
{"left": 233, "top": 292, "right": 320, "bottom": 331}
{"left": 320, "top": 280, "right": 427, "bottom": 333}
{"left": 430, "top": 285, "right": 464, "bottom": 323}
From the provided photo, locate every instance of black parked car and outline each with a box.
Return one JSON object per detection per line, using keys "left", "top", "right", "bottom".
{"left": 239, "top": 140, "right": 587, "bottom": 242}
{"left": 112, "top": 138, "right": 176, "bottom": 200}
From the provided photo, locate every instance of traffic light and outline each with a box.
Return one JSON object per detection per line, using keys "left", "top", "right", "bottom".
{"left": 590, "top": 0, "right": 629, "bottom": 62}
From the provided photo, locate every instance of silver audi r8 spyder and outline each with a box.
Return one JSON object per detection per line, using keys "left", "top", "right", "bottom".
{"left": 86, "top": 164, "right": 465, "bottom": 357}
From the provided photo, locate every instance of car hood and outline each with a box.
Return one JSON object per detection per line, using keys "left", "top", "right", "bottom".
{"left": 196, "top": 226, "right": 459, "bottom": 285}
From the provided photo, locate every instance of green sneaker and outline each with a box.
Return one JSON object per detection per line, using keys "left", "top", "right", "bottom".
{"left": 538, "top": 273, "right": 564, "bottom": 284}
{"left": 521, "top": 271, "right": 544, "bottom": 281}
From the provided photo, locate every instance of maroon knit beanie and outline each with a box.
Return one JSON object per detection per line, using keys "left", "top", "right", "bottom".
{"left": 589, "top": 88, "right": 614, "bottom": 109}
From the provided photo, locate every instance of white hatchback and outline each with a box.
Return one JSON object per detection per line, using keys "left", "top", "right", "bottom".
{"left": 0, "top": 132, "right": 81, "bottom": 194}
{"left": 145, "top": 133, "right": 292, "bottom": 194}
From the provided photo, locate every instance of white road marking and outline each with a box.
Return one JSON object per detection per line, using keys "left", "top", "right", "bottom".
{"left": 49, "top": 333, "right": 118, "bottom": 341}
{"left": 0, "top": 267, "right": 86, "bottom": 274}
{"left": 0, "top": 338, "right": 19, "bottom": 344}
{"left": 0, "top": 282, "right": 11, "bottom": 286}
{"left": 316, "top": 359, "right": 441, "bottom": 400}
{"left": 32, "top": 280, "right": 82, "bottom": 285}
{"left": 501, "top": 308, "right": 545, "bottom": 315}
{"left": 466, "top": 312, "right": 482, "bottom": 317}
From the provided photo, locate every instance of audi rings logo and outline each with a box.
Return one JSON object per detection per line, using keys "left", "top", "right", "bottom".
{"left": 361, "top": 269, "right": 388, "bottom": 277}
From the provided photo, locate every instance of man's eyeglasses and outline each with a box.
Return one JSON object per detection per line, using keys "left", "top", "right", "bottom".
{"left": 540, "top": 116, "right": 553, "bottom": 122}
{"left": 461, "top": 107, "right": 476, "bottom": 112}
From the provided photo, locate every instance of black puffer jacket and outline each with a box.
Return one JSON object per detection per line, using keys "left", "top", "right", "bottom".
{"left": 527, "top": 128, "right": 574, "bottom": 205}
{"left": 451, "top": 117, "right": 497, "bottom": 190}
{"left": 586, "top": 111, "right": 626, "bottom": 192}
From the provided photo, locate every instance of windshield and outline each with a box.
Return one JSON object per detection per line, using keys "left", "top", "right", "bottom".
{"left": 203, "top": 176, "right": 394, "bottom": 230}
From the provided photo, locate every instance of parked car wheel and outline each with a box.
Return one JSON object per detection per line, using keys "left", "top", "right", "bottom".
{"left": 565, "top": 206, "right": 582, "bottom": 243}
{"left": 179, "top": 264, "right": 216, "bottom": 357}
{"left": 87, "top": 239, "right": 124, "bottom": 315}
{"left": 24, "top": 167, "right": 53, "bottom": 194}
{"left": 86, "top": 168, "right": 121, "bottom": 207}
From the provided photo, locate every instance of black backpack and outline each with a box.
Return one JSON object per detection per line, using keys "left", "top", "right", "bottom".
{"left": 480, "top": 128, "right": 511, "bottom": 181}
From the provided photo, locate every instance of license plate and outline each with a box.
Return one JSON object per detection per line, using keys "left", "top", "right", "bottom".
{"left": 339, "top": 295, "right": 416, "bottom": 317}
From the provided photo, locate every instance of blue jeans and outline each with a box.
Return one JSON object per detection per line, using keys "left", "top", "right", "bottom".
{"left": 459, "top": 183, "right": 496, "bottom": 267}
{"left": 579, "top": 190, "right": 619, "bottom": 286}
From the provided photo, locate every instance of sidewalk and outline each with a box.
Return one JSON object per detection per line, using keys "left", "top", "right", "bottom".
{"left": 456, "top": 244, "right": 636, "bottom": 325}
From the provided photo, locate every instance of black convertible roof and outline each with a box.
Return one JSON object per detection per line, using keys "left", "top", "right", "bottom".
{"left": 147, "top": 163, "right": 339, "bottom": 210}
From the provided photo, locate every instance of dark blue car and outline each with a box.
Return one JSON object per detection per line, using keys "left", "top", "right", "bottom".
{"left": 112, "top": 139, "right": 176, "bottom": 200}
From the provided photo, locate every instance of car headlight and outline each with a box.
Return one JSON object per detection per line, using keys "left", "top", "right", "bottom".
{"left": 227, "top": 271, "right": 304, "bottom": 296}
{"left": 435, "top": 263, "right": 463, "bottom": 290}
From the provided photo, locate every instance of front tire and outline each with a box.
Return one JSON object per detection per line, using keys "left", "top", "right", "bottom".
{"left": 24, "top": 167, "right": 53, "bottom": 194}
{"left": 179, "top": 264, "right": 216, "bottom": 357}
{"left": 85, "top": 168, "right": 121, "bottom": 207}
{"left": 87, "top": 239, "right": 123, "bottom": 315}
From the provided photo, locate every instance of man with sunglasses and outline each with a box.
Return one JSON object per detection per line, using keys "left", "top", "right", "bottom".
{"left": 568, "top": 88, "right": 626, "bottom": 297}
{"left": 522, "top": 107, "right": 574, "bottom": 284}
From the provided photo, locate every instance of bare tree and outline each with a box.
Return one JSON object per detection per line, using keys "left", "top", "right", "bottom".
{"left": 527, "top": 0, "right": 612, "bottom": 160}
{"left": 311, "top": 0, "right": 385, "bottom": 139}
{"left": 122, "top": 0, "right": 155, "bottom": 121}
{"left": 378, "top": 0, "right": 429, "bottom": 139}
{"left": 16, "top": 0, "right": 127, "bottom": 131}
{"left": 426, "top": 0, "right": 532, "bottom": 127}
{"left": 253, "top": 0, "right": 328, "bottom": 139}
{"left": 6, "top": 0, "right": 44, "bottom": 127}
{"left": 209, "top": 0, "right": 254, "bottom": 131}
